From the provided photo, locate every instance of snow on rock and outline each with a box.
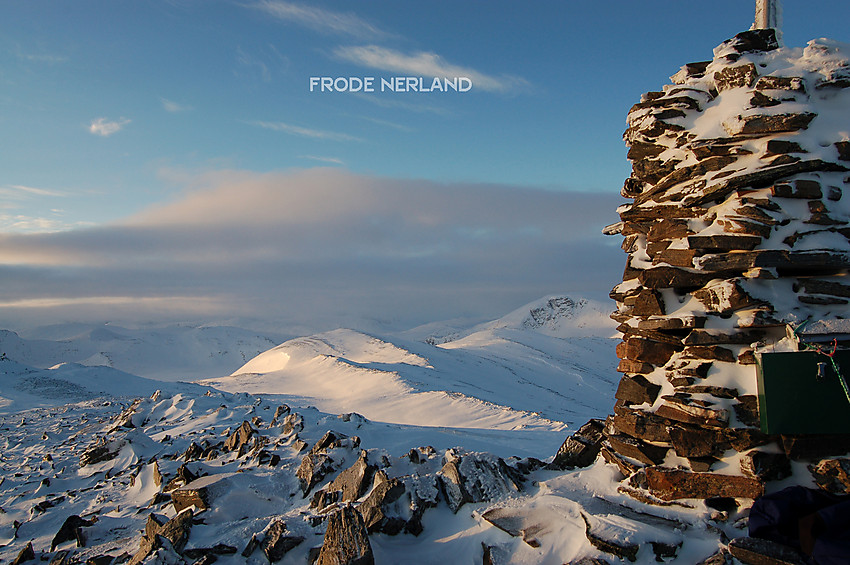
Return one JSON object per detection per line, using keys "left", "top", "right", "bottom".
{"left": 0, "top": 390, "right": 745, "bottom": 565}
{"left": 603, "top": 27, "right": 850, "bottom": 507}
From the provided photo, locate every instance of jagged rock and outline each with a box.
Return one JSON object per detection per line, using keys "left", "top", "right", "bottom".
{"left": 51, "top": 515, "right": 95, "bottom": 551}
{"left": 80, "top": 437, "right": 126, "bottom": 467}
{"left": 155, "top": 510, "right": 193, "bottom": 554}
{"left": 482, "top": 542, "right": 514, "bottom": 565}
{"left": 11, "top": 542, "right": 35, "bottom": 565}
{"left": 328, "top": 451, "right": 375, "bottom": 503}
{"left": 270, "top": 404, "right": 291, "bottom": 424}
{"left": 611, "top": 408, "right": 671, "bottom": 443}
{"left": 282, "top": 413, "right": 303, "bottom": 435}
{"left": 182, "top": 545, "right": 237, "bottom": 560}
{"left": 615, "top": 374, "right": 661, "bottom": 406}
{"left": 652, "top": 247, "right": 699, "bottom": 267}
{"left": 164, "top": 464, "right": 198, "bottom": 492}
{"left": 297, "top": 452, "right": 337, "bottom": 497}
{"left": 580, "top": 513, "right": 638, "bottom": 562}
{"left": 756, "top": 75, "right": 805, "bottom": 92}
{"left": 314, "top": 430, "right": 358, "bottom": 452}
{"left": 655, "top": 397, "right": 729, "bottom": 428}
{"left": 644, "top": 467, "right": 763, "bottom": 500}
{"left": 549, "top": 419, "right": 605, "bottom": 469}
{"left": 49, "top": 550, "right": 74, "bottom": 565}
{"left": 617, "top": 337, "right": 680, "bottom": 366}
{"left": 482, "top": 506, "right": 552, "bottom": 548}
{"left": 772, "top": 180, "right": 823, "bottom": 199}
{"left": 616, "top": 359, "right": 655, "bottom": 374}
{"left": 601, "top": 446, "right": 642, "bottom": 478}
{"left": 714, "top": 64, "right": 758, "bottom": 91}
{"left": 223, "top": 421, "right": 255, "bottom": 452}
{"left": 647, "top": 219, "right": 694, "bottom": 242}
{"left": 606, "top": 434, "right": 668, "bottom": 466}
{"left": 626, "top": 141, "right": 666, "bottom": 161}
{"left": 357, "top": 471, "right": 408, "bottom": 535}
{"left": 172, "top": 475, "right": 232, "bottom": 513}
{"left": 724, "top": 112, "right": 817, "bottom": 137}
{"left": 684, "top": 329, "right": 764, "bottom": 346}
{"left": 720, "top": 29, "right": 779, "bottom": 54}
{"left": 700, "top": 249, "right": 850, "bottom": 273}
{"left": 669, "top": 427, "right": 728, "bottom": 459}
{"left": 631, "top": 288, "right": 665, "bottom": 316}
{"left": 638, "top": 266, "right": 719, "bottom": 289}
{"left": 310, "top": 489, "right": 340, "bottom": 513}
{"left": 638, "top": 316, "right": 705, "bottom": 331}
{"left": 794, "top": 278, "right": 850, "bottom": 298}
{"left": 693, "top": 279, "right": 762, "bottom": 314}
{"left": 182, "top": 442, "right": 203, "bottom": 462}
{"left": 740, "top": 450, "right": 792, "bottom": 482}
{"left": 809, "top": 458, "right": 850, "bottom": 494}
{"left": 567, "top": 558, "right": 612, "bottom": 565}
{"left": 260, "top": 520, "right": 304, "bottom": 562}
{"left": 734, "top": 396, "right": 760, "bottom": 428}
{"left": 682, "top": 345, "right": 736, "bottom": 363}
{"left": 437, "top": 451, "right": 521, "bottom": 513}
{"left": 676, "top": 160, "right": 848, "bottom": 208}
{"left": 687, "top": 234, "right": 761, "bottom": 251}
{"left": 618, "top": 205, "right": 704, "bottom": 222}
{"left": 750, "top": 91, "right": 780, "bottom": 108}
{"left": 767, "top": 140, "right": 805, "bottom": 155}
{"left": 727, "top": 536, "right": 806, "bottom": 565}
{"left": 315, "top": 505, "right": 374, "bottom": 565}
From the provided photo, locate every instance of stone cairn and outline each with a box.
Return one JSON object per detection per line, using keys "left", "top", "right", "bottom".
{"left": 556, "top": 29, "right": 850, "bottom": 502}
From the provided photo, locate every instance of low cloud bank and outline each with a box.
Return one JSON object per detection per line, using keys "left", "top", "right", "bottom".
{"left": 0, "top": 168, "right": 623, "bottom": 331}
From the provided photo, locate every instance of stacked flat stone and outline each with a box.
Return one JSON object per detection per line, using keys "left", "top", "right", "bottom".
{"left": 600, "top": 29, "right": 850, "bottom": 501}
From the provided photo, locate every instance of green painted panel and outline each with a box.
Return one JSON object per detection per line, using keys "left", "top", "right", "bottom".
{"left": 756, "top": 351, "right": 850, "bottom": 434}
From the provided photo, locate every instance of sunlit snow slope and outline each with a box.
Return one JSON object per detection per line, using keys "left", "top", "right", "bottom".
{"left": 202, "top": 296, "right": 618, "bottom": 432}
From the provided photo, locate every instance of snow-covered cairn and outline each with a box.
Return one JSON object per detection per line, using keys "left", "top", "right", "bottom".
{"left": 599, "top": 29, "right": 850, "bottom": 501}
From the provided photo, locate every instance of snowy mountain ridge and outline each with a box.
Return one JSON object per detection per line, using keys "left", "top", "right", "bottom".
{"left": 0, "top": 324, "right": 285, "bottom": 381}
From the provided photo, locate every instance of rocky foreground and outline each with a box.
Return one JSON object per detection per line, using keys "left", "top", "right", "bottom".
{"left": 0, "top": 388, "right": 754, "bottom": 565}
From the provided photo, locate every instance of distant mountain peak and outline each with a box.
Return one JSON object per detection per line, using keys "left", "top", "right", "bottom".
{"left": 523, "top": 296, "right": 588, "bottom": 329}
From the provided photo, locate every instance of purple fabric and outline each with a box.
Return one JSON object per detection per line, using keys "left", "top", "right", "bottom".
{"left": 749, "top": 485, "right": 850, "bottom": 565}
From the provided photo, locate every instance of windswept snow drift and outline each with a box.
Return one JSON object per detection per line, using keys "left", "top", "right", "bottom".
{"left": 202, "top": 296, "right": 619, "bottom": 432}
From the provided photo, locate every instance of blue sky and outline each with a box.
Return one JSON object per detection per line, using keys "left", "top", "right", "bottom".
{"left": 2, "top": 1, "right": 850, "bottom": 331}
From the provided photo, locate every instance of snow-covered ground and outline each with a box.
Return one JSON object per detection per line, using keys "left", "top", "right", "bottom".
{"left": 0, "top": 295, "right": 737, "bottom": 564}
{"left": 0, "top": 324, "right": 285, "bottom": 382}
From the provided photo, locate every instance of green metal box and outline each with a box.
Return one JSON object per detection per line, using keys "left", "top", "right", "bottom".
{"left": 756, "top": 351, "right": 850, "bottom": 434}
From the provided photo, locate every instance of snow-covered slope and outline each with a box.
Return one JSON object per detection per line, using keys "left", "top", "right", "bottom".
{"left": 202, "top": 295, "right": 619, "bottom": 433}
{"left": 0, "top": 358, "right": 208, "bottom": 414}
{"left": 0, "top": 324, "right": 283, "bottom": 381}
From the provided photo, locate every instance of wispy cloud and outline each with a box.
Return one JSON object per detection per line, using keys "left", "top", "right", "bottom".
{"left": 0, "top": 213, "right": 90, "bottom": 234}
{"left": 355, "top": 116, "right": 414, "bottom": 133}
{"left": 253, "top": 0, "right": 389, "bottom": 40}
{"left": 1, "top": 185, "right": 68, "bottom": 198}
{"left": 353, "top": 93, "right": 451, "bottom": 116}
{"left": 248, "top": 120, "right": 363, "bottom": 142}
{"left": 161, "top": 98, "right": 192, "bottom": 112}
{"left": 298, "top": 155, "right": 345, "bottom": 165}
{"left": 334, "top": 45, "right": 530, "bottom": 93}
{"left": 89, "top": 117, "right": 130, "bottom": 137}
{"left": 13, "top": 45, "right": 68, "bottom": 64}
